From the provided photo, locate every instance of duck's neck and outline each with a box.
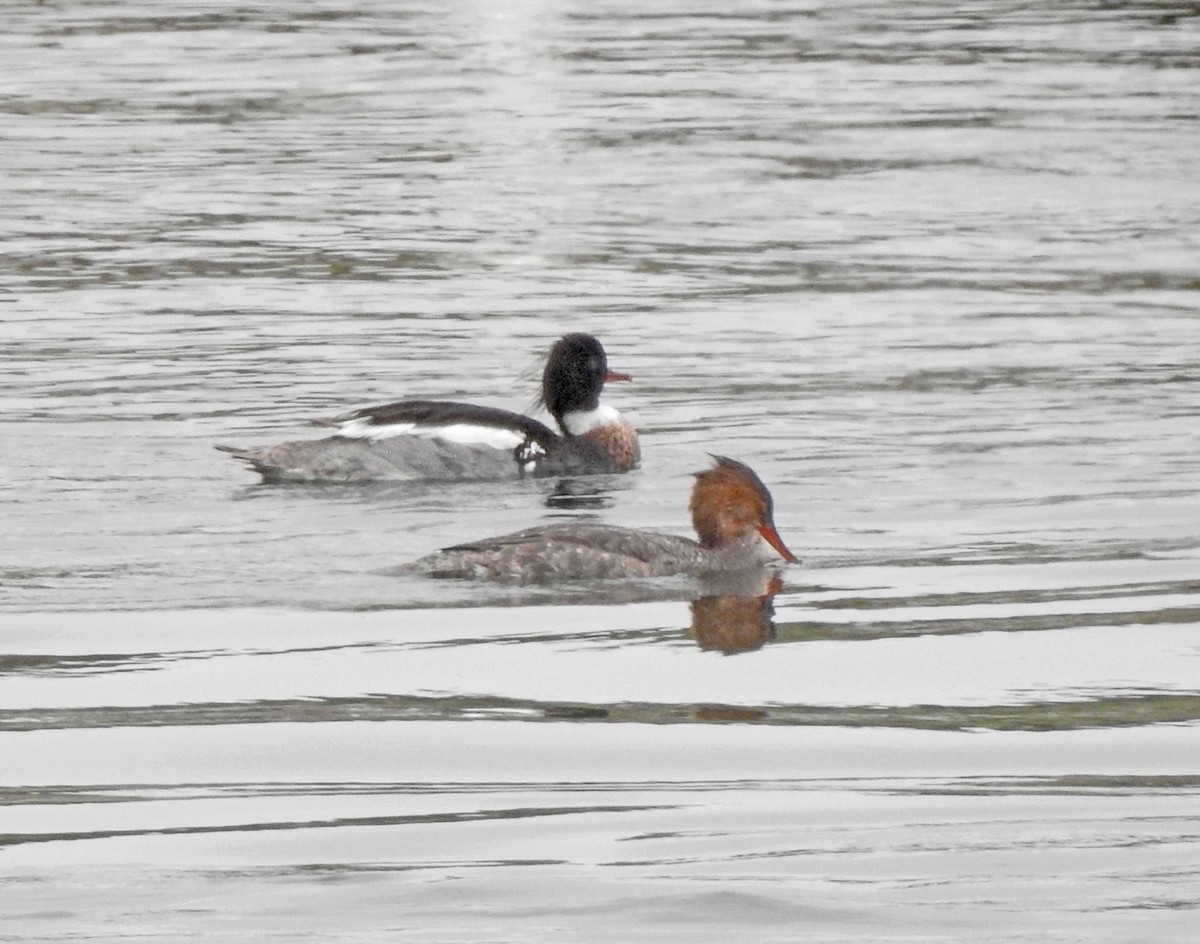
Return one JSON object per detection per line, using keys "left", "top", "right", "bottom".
{"left": 559, "top": 402, "right": 621, "bottom": 437}
{"left": 695, "top": 531, "right": 780, "bottom": 571}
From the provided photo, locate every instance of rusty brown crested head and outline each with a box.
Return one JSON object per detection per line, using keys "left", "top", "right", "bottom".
{"left": 689, "top": 456, "right": 798, "bottom": 562}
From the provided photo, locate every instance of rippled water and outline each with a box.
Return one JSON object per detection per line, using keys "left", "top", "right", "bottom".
{"left": 3, "top": 1, "right": 1200, "bottom": 941}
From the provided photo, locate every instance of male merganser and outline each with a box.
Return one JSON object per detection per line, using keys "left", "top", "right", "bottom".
{"left": 408, "top": 456, "right": 797, "bottom": 582}
{"left": 216, "top": 333, "right": 639, "bottom": 482}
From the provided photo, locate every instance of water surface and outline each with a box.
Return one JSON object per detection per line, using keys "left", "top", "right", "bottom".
{"left": 3, "top": 1, "right": 1200, "bottom": 941}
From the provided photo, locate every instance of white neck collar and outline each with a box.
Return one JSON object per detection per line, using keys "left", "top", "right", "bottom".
{"left": 561, "top": 403, "right": 620, "bottom": 436}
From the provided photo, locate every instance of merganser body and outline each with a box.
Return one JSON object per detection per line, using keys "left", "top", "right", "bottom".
{"left": 409, "top": 456, "right": 797, "bottom": 582}
{"left": 216, "top": 334, "right": 639, "bottom": 482}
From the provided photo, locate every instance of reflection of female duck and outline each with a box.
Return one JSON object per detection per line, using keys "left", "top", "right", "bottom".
{"left": 690, "top": 576, "right": 781, "bottom": 654}
{"left": 217, "top": 334, "right": 639, "bottom": 482}
{"left": 410, "top": 456, "right": 796, "bottom": 582}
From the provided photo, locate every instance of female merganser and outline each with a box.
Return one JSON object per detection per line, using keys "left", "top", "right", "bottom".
{"left": 408, "top": 456, "right": 797, "bottom": 582}
{"left": 216, "top": 333, "right": 639, "bottom": 482}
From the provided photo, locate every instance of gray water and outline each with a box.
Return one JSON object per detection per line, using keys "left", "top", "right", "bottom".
{"left": 3, "top": 2, "right": 1200, "bottom": 941}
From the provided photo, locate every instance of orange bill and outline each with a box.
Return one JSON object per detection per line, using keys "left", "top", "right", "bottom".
{"left": 757, "top": 522, "right": 798, "bottom": 563}
{"left": 605, "top": 370, "right": 632, "bottom": 382}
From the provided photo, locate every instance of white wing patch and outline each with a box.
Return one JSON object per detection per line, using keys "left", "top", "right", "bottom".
{"left": 335, "top": 417, "right": 526, "bottom": 450}
{"left": 562, "top": 404, "right": 620, "bottom": 436}
{"left": 516, "top": 439, "right": 547, "bottom": 470}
